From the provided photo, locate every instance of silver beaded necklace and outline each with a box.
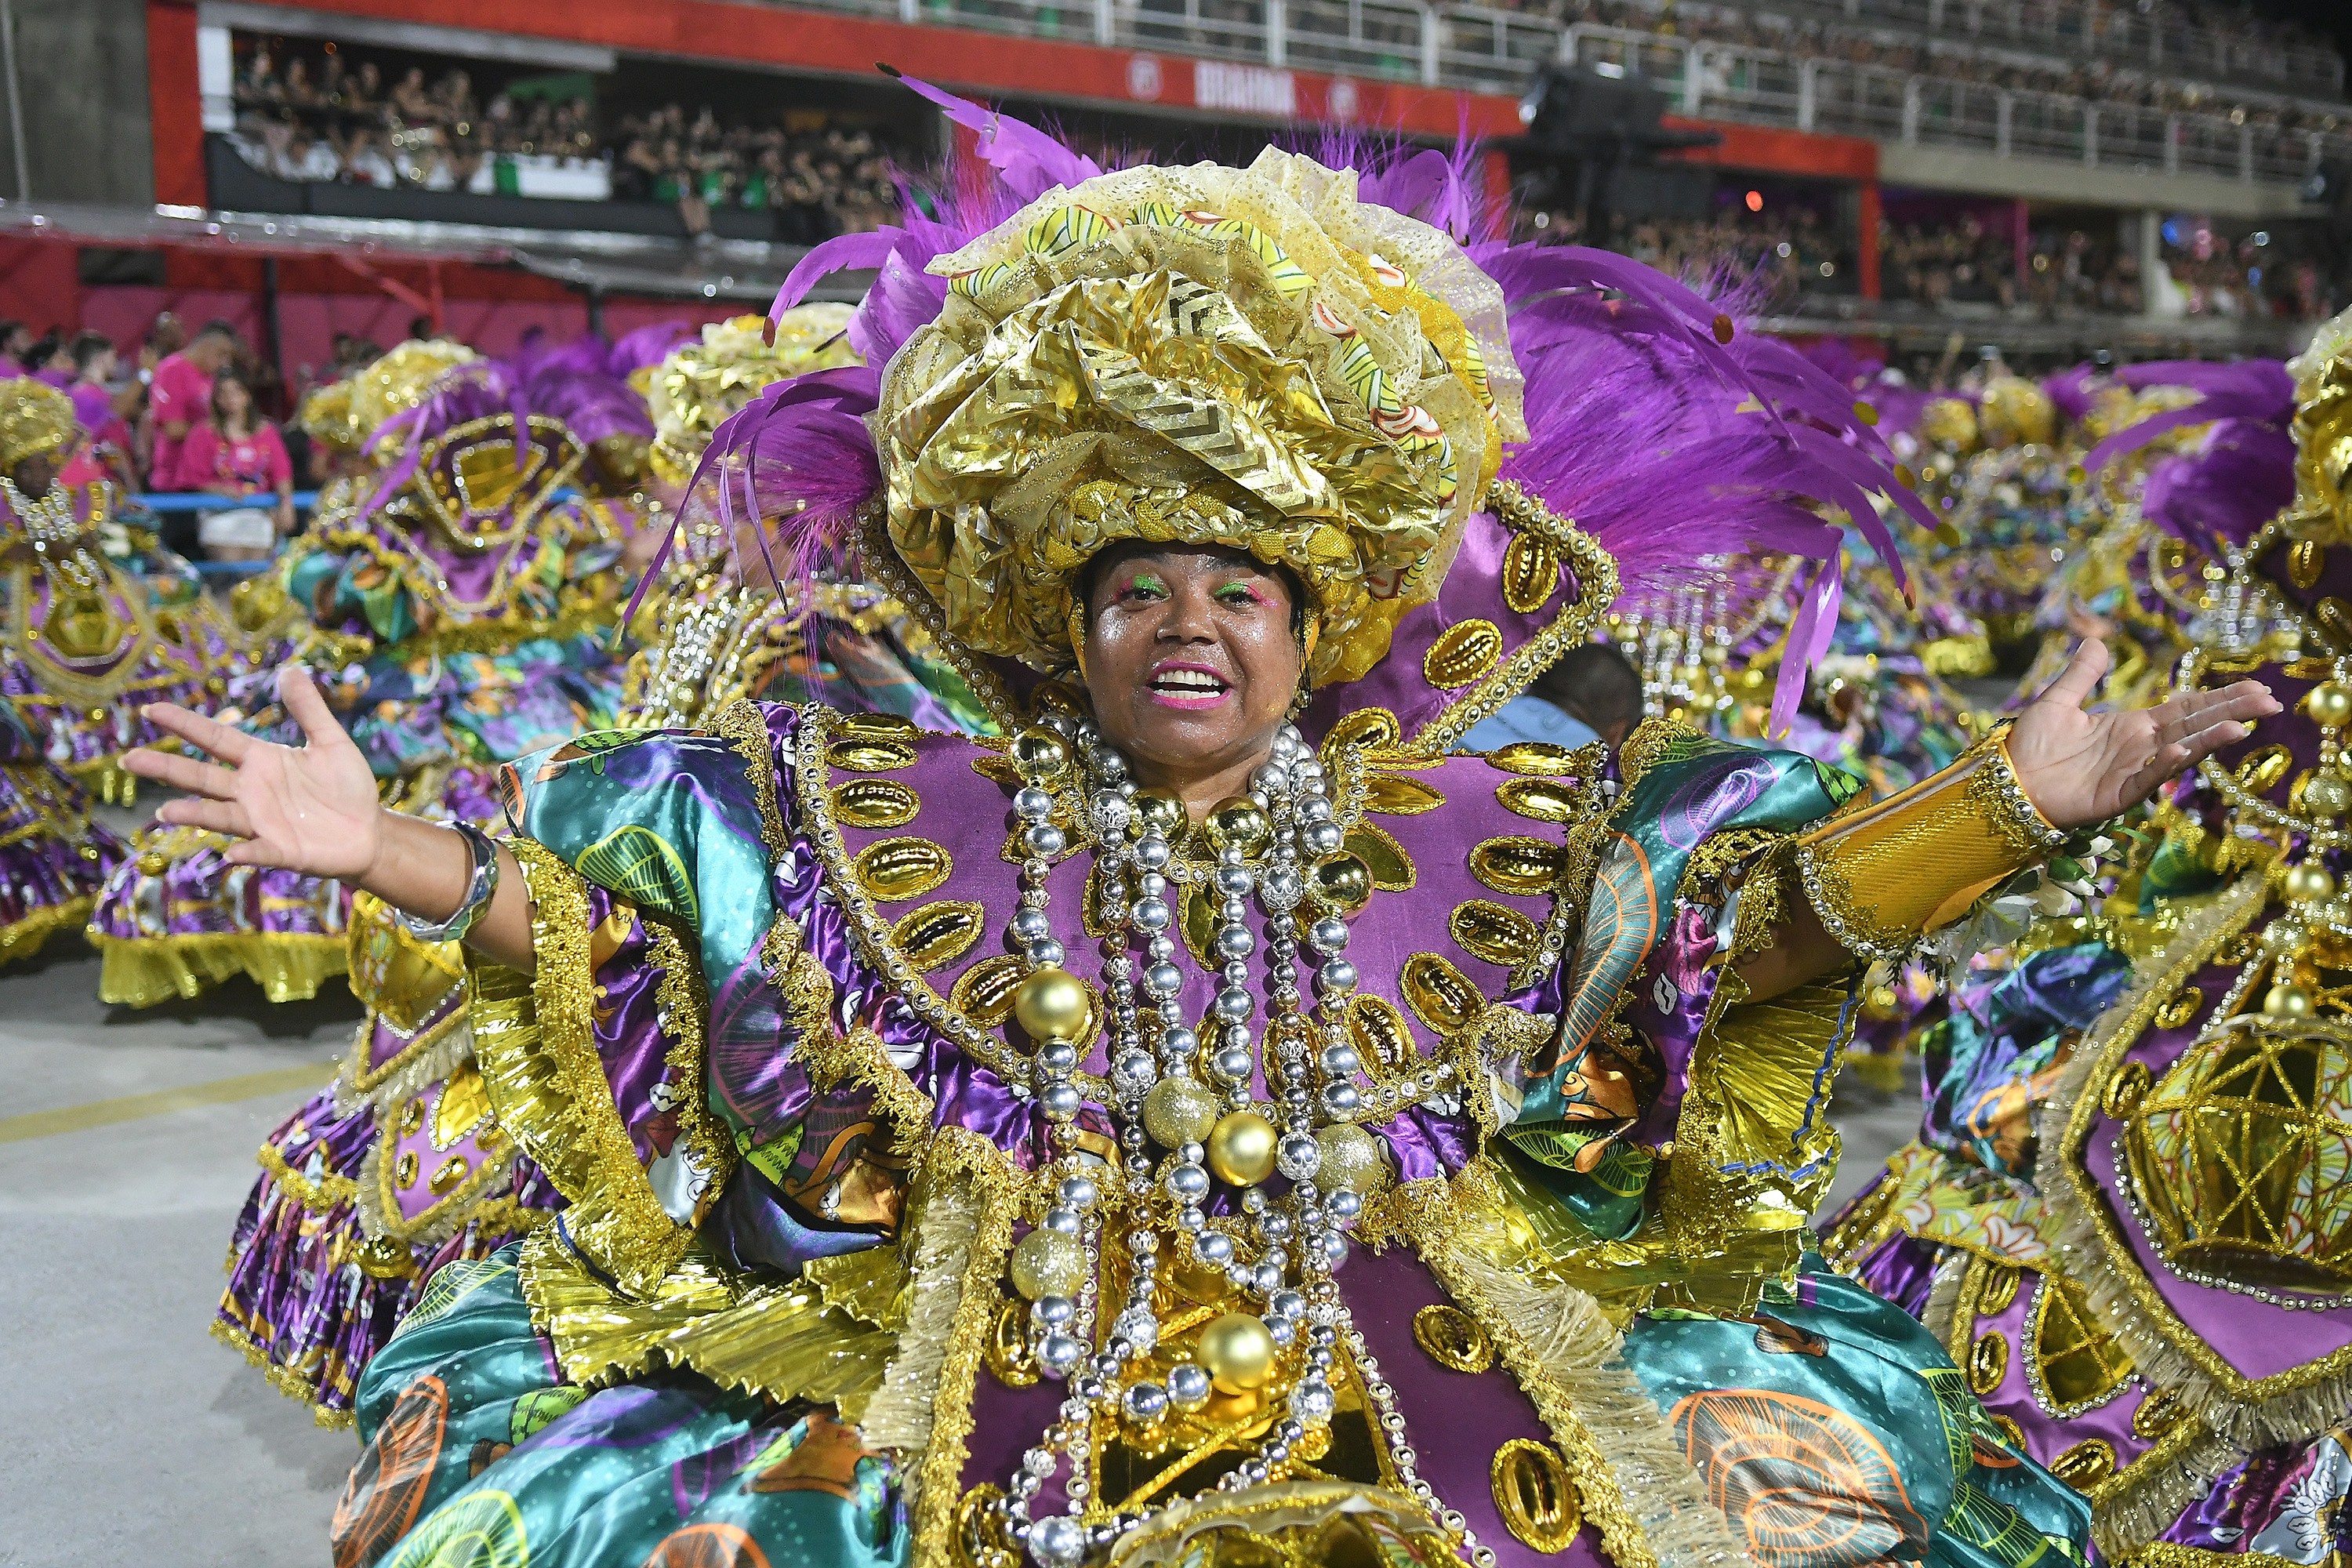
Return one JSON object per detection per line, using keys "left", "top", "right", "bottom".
{"left": 990, "top": 714, "right": 1489, "bottom": 1568}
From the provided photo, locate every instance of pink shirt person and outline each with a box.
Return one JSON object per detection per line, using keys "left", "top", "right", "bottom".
{"left": 147, "top": 350, "right": 216, "bottom": 489}
{"left": 176, "top": 420, "right": 291, "bottom": 495}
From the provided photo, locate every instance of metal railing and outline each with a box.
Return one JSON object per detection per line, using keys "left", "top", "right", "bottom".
{"left": 770, "top": 0, "right": 2340, "bottom": 187}
{"left": 1568, "top": 22, "right": 2347, "bottom": 186}
{"left": 1774, "top": 0, "right": 2343, "bottom": 96}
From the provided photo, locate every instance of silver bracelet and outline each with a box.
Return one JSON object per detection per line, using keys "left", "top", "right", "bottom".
{"left": 398, "top": 821, "right": 501, "bottom": 946}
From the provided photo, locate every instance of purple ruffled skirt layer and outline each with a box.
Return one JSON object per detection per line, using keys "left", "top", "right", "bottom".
{"left": 0, "top": 760, "right": 125, "bottom": 963}
{"left": 216, "top": 1086, "right": 558, "bottom": 1425}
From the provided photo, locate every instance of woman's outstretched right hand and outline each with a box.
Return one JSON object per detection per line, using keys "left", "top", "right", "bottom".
{"left": 125, "top": 663, "right": 385, "bottom": 880}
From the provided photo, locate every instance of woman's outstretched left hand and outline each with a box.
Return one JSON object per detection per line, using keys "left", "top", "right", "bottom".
{"left": 2009, "top": 638, "right": 2280, "bottom": 830}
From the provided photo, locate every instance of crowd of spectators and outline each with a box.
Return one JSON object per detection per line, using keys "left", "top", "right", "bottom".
{"left": 1526, "top": 0, "right": 2343, "bottom": 137}
{"left": 1511, "top": 199, "right": 2339, "bottom": 321}
{"left": 225, "top": 42, "right": 908, "bottom": 240}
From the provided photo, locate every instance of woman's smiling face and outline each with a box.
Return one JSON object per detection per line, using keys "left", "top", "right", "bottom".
{"left": 1080, "top": 542, "right": 1304, "bottom": 801}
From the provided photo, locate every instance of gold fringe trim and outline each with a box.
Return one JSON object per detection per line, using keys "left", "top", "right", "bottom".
{"left": 1401, "top": 1165, "right": 1756, "bottom": 1568}
{"left": 645, "top": 915, "right": 735, "bottom": 1196}
{"left": 93, "top": 931, "right": 347, "bottom": 1007}
{"left": 0, "top": 891, "right": 95, "bottom": 965}
{"left": 1921, "top": 1250, "right": 1968, "bottom": 1350}
{"left": 514, "top": 1228, "right": 895, "bottom": 1410}
{"left": 256, "top": 1140, "right": 359, "bottom": 1214}
{"left": 2031, "top": 875, "right": 2263, "bottom": 1556}
{"left": 893, "top": 1130, "right": 1026, "bottom": 1563}
{"left": 208, "top": 1316, "right": 357, "bottom": 1430}
{"left": 469, "top": 840, "right": 691, "bottom": 1296}
{"left": 2122, "top": 1544, "right": 2318, "bottom": 1568}
{"left": 332, "top": 1007, "right": 471, "bottom": 1120}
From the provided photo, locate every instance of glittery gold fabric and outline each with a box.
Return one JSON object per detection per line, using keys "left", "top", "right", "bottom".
{"left": 350, "top": 339, "right": 477, "bottom": 441}
{"left": 647, "top": 307, "right": 859, "bottom": 486}
{"left": 298, "top": 379, "right": 365, "bottom": 454}
{"left": 2292, "top": 333, "right": 2352, "bottom": 543}
{"left": 1795, "top": 734, "right": 2063, "bottom": 961}
{"left": 1979, "top": 375, "right": 2057, "bottom": 449}
{"left": 877, "top": 150, "right": 1526, "bottom": 685}
{"left": 0, "top": 379, "right": 76, "bottom": 472}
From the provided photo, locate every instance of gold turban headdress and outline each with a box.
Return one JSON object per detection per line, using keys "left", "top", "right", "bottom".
{"left": 0, "top": 380, "right": 78, "bottom": 474}
{"left": 1918, "top": 396, "right": 1980, "bottom": 455}
{"left": 1977, "top": 373, "right": 2057, "bottom": 449}
{"left": 299, "top": 379, "right": 367, "bottom": 454}
{"left": 351, "top": 339, "right": 478, "bottom": 445}
{"left": 648, "top": 307, "right": 858, "bottom": 487}
{"left": 875, "top": 149, "right": 1526, "bottom": 686}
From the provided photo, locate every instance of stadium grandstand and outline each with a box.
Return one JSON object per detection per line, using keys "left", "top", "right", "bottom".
{"left": 0, "top": 0, "right": 2345, "bottom": 463}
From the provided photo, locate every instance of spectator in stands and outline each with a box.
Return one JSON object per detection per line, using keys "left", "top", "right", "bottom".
{"left": 176, "top": 368, "right": 293, "bottom": 562}
{"left": 0, "top": 321, "right": 30, "bottom": 376}
{"left": 61, "top": 332, "right": 137, "bottom": 492}
{"left": 147, "top": 321, "right": 241, "bottom": 494}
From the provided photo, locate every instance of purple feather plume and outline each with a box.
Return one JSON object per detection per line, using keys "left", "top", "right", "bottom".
{"left": 2139, "top": 419, "right": 2297, "bottom": 557}
{"left": 2085, "top": 358, "right": 2296, "bottom": 471}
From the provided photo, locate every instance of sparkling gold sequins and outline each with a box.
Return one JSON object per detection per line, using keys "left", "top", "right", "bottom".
{"left": 853, "top": 837, "right": 953, "bottom": 902}
{"left": 1988, "top": 1414, "right": 2028, "bottom": 1452}
{"left": 1345, "top": 822, "right": 1415, "bottom": 891}
{"left": 1470, "top": 836, "right": 1567, "bottom": 897}
{"left": 398, "top": 1097, "right": 426, "bottom": 1137}
{"left": 829, "top": 735, "right": 920, "bottom": 771}
{"left": 838, "top": 713, "right": 919, "bottom": 739}
{"left": 2049, "top": 1439, "right": 2118, "bottom": 1488}
{"left": 1976, "top": 1264, "right": 2021, "bottom": 1316}
{"left": 1348, "top": 993, "right": 1420, "bottom": 1069}
{"left": 893, "top": 902, "right": 986, "bottom": 973}
{"left": 952, "top": 955, "right": 1026, "bottom": 1027}
{"left": 2132, "top": 1388, "right": 2185, "bottom": 1440}
{"left": 431, "top": 1067, "right": 491, "bottom": 1150}
{"left": 1501, "top": 530, "right": 1562, "bottom": 615}
{"left": 2102, "top": 1058, "right": 2152, "bottom": 1119}
{"left": 984, "top": 1297, "right": 1039, "bottom": 1388}
{"left": 1424, "top": 619, "right": 1504, "bottom": 690}
{"left": 1490, "top": 742, "right": 1581, "bottom": 775}
{"left": 1491, "top": 1439, "right": 1582, "bottom": 1552}
{"left": 1402, "top": 953, "right": 1483, "bottom": 1033}
{"left": 1496, "top": 777, "right": 1578, "bottom": 823}
{"left": 1363, "top": 773, "right": 1445, "bottom": 815}
{"left": 429, "top": 1155, "right": 470, "bottom": 1195}
{"left": 1969, "top": 1330, "right": 2010, "bottom": 1395}
{"left": 1451, "top": 899, "right": 1540, "bottom": 968}
{"left": 833, "top": 778, "right": 922, "bottom": 829}
{"left": 2291, "top": 540, "right": 2328, "bottom": 590}
{"left": 2235, "top": 744, "right": 2293, "bottom": 794}
{"left": 2031, "top": 1274, "right": 2135, "bottom": 1414}
{"left": 1413, "top": 1304, "right": 1495, "bottom": 1373}
{"left": 1323, "top": 707, "right": 1401, "bottom": 753}
{"left": 2154, "top": 988, "right": 2205, "bottom": 1032}
{"left": 2319, "top": 598, "right": 2352, "bottom": 655}
{"left": 395, "top": 1150, "right": 419, "bottom": 1189}
{"left": 953, "top": 1483, "right": 1018, "bottom": 1568}
{"left": 971, "top": 754, "right": 1022, "bottom": 788}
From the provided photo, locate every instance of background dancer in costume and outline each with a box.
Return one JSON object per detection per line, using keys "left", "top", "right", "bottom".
{"left": 89, "top": 338, "right": 650, "bottom": 1008}
{"left": 1825, "top": 321, "right": 2352, "bottom": 1565}
{"left": 134, "top": 107, "right": 2271, "bottom": 1568}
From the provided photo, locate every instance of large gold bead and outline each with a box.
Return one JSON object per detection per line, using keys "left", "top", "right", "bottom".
{"left": 1197, "top": 1312, "right": 1277, "bottom": 1393}
{"left": 2310, "top": 683, "right": 2352, "bottom": 729}
{"left": 1009, "top": 728, "right": 1071, "bottom": 785}
{"left": 2285, "top": 863, "right": 2339, "bottom": 904}
{"left": 2307, "top": 776, "right": 2352, "bottom": 819}
{"left": 1204, "top": 797, "right": 1272, "bottom": 855}
{"left": 1315, "top": 1123, "right": 1386, "bottom": 1194}
{"left": 1143, "top": 1077, "right": 1220, "bottom": 1149}
{"left": 1010, "top": 1228, "right": 1086, "bottom": 1300}
{"left": 2263, "top": 982, "right": 2316, "bottom": 1018}
{"left": 1308, "top": 851, "right": 1374, "bottom": 916}
{"left": 1012, "top": 967, "right": 1091, "bottom": 1044}
{"left": 1205, "top": 1110, "right": 1279, "bottom": 1187}
{"left": 1130, "top": 789, "right": 1187, "bottom": 840}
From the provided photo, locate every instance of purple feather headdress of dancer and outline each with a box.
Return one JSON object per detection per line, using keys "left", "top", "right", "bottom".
{"left": 673, "top": 74, "right": 1927, "bottom": 735}
{"left": 2087, "top": 359, "right": 2297, "bottom": 555}
{"left": 359, "top": 350, "right": 647, "bottom": 521}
